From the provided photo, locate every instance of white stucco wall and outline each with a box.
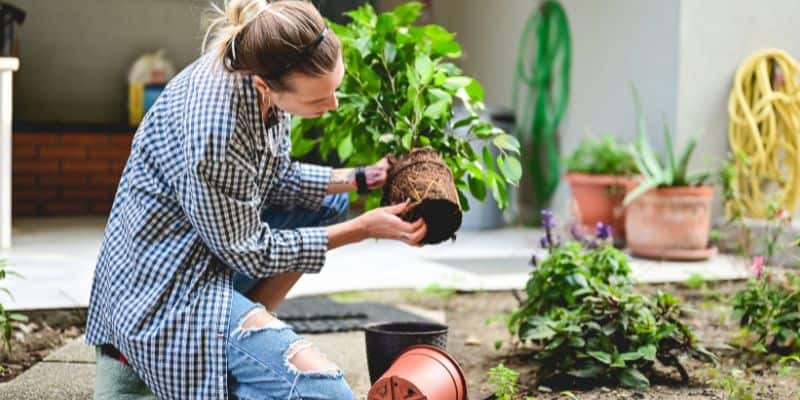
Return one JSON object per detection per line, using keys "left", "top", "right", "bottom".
{"left": 675, "top": 0, "right": 800, "bottom": 174}
{"left": 431, "top": 0, "right": 680, "bottom": 217}
{"left": 12, "top": 0, "right": 208, "bottom": 124}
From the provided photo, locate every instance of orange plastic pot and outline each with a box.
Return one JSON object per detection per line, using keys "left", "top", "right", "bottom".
{"left": 566, "top": 173, "right": 637, "bottom": 241}
{"left": 625, "top": 185, "right": 716, "bottom": 261}
{"left": 367, "top": 345, "right": 468, "bottom": 400}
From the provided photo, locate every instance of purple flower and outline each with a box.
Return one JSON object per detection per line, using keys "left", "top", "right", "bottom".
{"left": 540, "top": 236, "right": 550, "bottom": 249}
{"left": 540, "top": 209, "right": 556, "bottom": 229}
{"left": 596, "top": 222, "right": 613, "bottom": 240}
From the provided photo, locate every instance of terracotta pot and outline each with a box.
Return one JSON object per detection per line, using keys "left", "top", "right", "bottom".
{"left": 625, "top": 185, "right": 716, "bottom": 261}
{"left": 566, "top": 173, "right": 636, "bottom": 241}
{"left": 364, "top": 321, "right": 448, "bottom": 384}
{"left": 367, "top": 345, "right": 468, "bottom": 400}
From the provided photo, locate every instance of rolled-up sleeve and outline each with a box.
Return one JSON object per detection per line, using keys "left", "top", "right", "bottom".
{"left": 267, "top": 160, "right": 331, "bottom": 210}
{"left": 180, "top": 158, "right": 328, "bottom": 278}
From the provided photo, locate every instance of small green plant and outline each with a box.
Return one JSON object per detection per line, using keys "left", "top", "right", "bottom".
{"left": 685, "top": 273, "right": 706, "bottom": 290}
{"left": 705, "top": 367, "right": 757, "bottom": 400}
{"left": 292, "top": 2, "right": 520, "bottom": 211}
{"left": 0, "top": 259, "right": 28, "bottom": 372}
{"left": 732, "top": 269, "right": 800, "bottom": 354}
{"left": 488, "top": 363, "right": 522, "bottom": 400}
{"left": 508, "top": 211, "right": 714, "bottom": 388}
{"left": 565, "top": 135, "right": 638, "bottom": 176}
{"left": 419, "top": 283, "right": 456, "bottom": 300}
{"left": 623, "top": 87, "right": 710, "bottom": 205}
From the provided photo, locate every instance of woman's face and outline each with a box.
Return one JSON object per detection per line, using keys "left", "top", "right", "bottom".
{"left": 254, "top": 56, "right": 345, "bottom": 119}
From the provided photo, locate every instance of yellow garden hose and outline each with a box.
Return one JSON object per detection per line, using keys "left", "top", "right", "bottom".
{"left": 727, "top": 49, "right": 800, "bottom": 218}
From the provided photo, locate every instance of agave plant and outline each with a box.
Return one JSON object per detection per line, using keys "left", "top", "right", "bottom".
{"left": 623, "top": 88, "right": 710, "bottom": 205}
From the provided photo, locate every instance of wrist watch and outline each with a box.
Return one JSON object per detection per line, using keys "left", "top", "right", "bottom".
{"left": 355, "top": 166, "right": 369, "bottom": 194}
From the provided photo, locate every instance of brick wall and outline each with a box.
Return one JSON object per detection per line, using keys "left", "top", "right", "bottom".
{"left": 12, "top": 130, "right": 135, "bottom": 216}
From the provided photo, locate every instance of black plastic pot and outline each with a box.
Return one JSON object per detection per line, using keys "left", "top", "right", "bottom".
{"left": 364, "top": 321, "right": 448, "bottom": 384}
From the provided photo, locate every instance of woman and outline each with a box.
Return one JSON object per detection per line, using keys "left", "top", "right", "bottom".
{"left": 85, "top": 1, "right": 427, "bottom": 398}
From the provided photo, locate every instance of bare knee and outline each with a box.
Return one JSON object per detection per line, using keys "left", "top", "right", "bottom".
{"left": 232, "top": 307, "right": 287, "bottom": 341}
{"left": 285, "top": 340, "right": 340, "bottom": 375}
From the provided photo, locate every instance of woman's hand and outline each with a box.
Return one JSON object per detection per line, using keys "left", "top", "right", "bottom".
{"left": 325, "top": 199, "right": 427, "bottom": 250}
{"left": 364, "top": 156, "right": 392, "bottom": 189}
{"left": 357, "top": 199, "right": 427, "bottom": 246}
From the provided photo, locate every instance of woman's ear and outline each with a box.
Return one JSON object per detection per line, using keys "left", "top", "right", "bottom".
{"left": 252, "top": 75, "right": 271, "bottom": 98}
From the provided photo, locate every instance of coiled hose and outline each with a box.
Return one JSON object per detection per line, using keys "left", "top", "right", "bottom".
{"left": 727, "top": 49, "right": 800, "bottom": 218}
{"left": 512, "top": 0, "right": 570, "bottom": 214}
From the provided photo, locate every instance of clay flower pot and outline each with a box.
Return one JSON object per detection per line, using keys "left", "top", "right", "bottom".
{"left": 625, "top": 185, "right": 717, "bottom": 261}
{"left": 367, "top": 345, "right": 467, "bottom": 400}
{"left": 383, "top": 148, "right": 462, "bottom": 244}
{"left": 566, "top": 173, "right": 637, "bottom": 242}
{"left": 364, "top": 321, "right": 449, "bottom": 384}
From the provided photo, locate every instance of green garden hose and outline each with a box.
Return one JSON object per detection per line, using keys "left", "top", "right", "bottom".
{"left": 512, "top": 0, "right": 571, "bottom": 213}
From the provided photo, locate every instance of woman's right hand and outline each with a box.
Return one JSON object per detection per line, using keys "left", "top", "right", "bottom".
{"left": 357, "top": 199, "right": 427, "bottom": 246}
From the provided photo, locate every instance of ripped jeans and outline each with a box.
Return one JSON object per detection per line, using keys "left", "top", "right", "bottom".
{"left": 227, "top": 288, "right": 353, "bottom": 400}
{"left": 227, "top": 194, "right": 354, "bottom": 400}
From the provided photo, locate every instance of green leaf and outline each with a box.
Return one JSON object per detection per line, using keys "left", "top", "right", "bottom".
{"left": 383, "top": 42, "right": 397, "bottom": 63}
{"left": 621, "top": 352, "right": 643, "bottom": 361}
{"left": 392, "top": 2, "right": 424, "bottom": 25}
{"left": 414, "top": 54, "right": 434, "bottom": 84}
{"left": 465, "top": 79, "right": 484, "bottom": 101}
{"left": 523, "top": 325, "right": 556, "bottom": 340}
{"left": 292, "top": 137, "right": 319, "bottom": 158}
{"left": 337, "top": 135, "right": 354, "bottom": 160}
{"left": 638, "top": 344, "right": 657, "bottom": 361}
{"left": 619, "top": 368, "right": 649, "bottom": 388}
{"left": 482, "top": 146, "right": 494, "bottom": 170}
{"left": 423, "top": 101, "right": 449, "bottom": 119}
{"left": 376, "top": 13, "right": 394, "bottom": 36}
{"left": 492, "top": 134, "right": 520, "bottom": 154}
{"left": 443, "top": 76, "right": 472, "bottom": 91}
{"left": 623, "top": 179, "right": 660, "bottom": 206}
{"left": 452, "top": 115, "right": 478, "bottom": 131}
{"left": 498, "top": 155, "right": 521, "bottom": 183}
{"left": 468, "top": 174, "right": 487, "bottom": 201}
{"left": 675, "top": 137, "right": 698, "bottom": 183}
{"left": 610, "top": 354, "right": 626, "bottom": 368}
{"left": 588, "top": 351, "right": 612, "bottom": 365}
{"left": 401, "top": 131, "right": 413, "bottom": 151}
{"left": 663, "top": 116, "right": 676, "bottom": 181}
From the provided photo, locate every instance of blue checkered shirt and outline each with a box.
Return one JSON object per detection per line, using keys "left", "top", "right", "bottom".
{"left": 85, "top": 53, "right": 332, "bottom": 399}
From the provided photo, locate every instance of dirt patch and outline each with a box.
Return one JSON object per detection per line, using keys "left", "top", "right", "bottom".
{"left": 356, "top": 281, "right": 800, "bottom": 400}
{"left": 0, "top": 309, "right": 87, "bottom": 383}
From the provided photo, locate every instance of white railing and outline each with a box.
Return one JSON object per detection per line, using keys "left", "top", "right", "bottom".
{"left": 0, "top": 57, "right": 19, "bottom": 249}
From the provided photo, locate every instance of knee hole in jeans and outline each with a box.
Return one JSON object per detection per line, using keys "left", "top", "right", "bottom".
{"left": 285, "top": 339, "right": 340, "bottom": 375}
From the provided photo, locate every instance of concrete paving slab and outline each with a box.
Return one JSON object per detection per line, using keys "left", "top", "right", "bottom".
{"left": 2, "top": 217, "right": 753, "bottom": 311}
{"left": 43, "top": 336, "right": 95, "bottom": 363}
{"left": 0, "top": 361, "right": 95, "bottom": 400}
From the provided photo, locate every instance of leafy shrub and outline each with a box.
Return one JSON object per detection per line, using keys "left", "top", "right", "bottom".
{"left": 565, "top": 136, "right": 638, "bottom": 176}
{"left": 732, "top": 271, "right": 800, "bottom": 354}
{"left": 0, "top": 260, "right": 28, "bottom": 372}
{"left": 508, "top": 212, "right": 714, "bottom": 388}
{"left": 291, "top": 2, "right": 521, "bottom": 210}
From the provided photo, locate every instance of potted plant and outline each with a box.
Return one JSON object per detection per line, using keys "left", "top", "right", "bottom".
{"left": 623, "top": 91, "right": 714, "bottom": 261}
{"left": 292, "top": 2, "right": 521, "bottom": 244}
{"left": 565, "top": 135, "right": 638, "bottom": 243}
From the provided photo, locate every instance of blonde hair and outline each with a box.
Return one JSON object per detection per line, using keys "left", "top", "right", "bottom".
{"left": 203, "top": 0, "right": 340, "bottom": 92}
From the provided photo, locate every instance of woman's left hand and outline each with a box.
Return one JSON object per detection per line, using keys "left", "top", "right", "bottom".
{"left": 364, "top": 156, "right": 392, "bottom": 189}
